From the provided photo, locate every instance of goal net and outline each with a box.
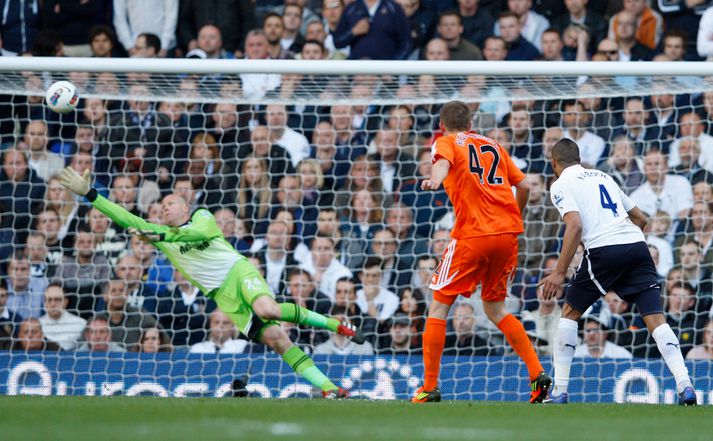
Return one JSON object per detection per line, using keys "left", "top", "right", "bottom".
{"left": 1, "top": 58, "right": 712, "bottom": 403}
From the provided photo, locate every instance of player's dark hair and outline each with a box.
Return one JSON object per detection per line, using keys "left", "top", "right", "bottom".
{"left": 551, "top": 138, "right": 581, "bottom": 166}
{"left": 439, "top": 100, "right": 471, "bottom": 132}
{"left": 138, "top": 33, "right": 161, "bottom": 54}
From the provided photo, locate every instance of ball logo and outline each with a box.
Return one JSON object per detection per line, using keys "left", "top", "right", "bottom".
{"left": 69, "top": 93, "right": 79, "bottom": 106}
{"left": 49, "top": 91, "right": 62, "bottom": 106}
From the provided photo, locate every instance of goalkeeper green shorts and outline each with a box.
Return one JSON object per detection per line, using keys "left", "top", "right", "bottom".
{"left": 208, "top": 259, "right": 278, "bottom": 340}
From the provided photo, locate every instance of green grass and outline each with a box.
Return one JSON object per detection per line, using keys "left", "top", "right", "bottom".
{"left": 0, "top": 396, "right": 710, "bottom": 441}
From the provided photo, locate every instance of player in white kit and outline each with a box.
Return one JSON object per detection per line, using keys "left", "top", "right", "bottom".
{"left": 538, "top": 138, "right": 697, "bottom": 405}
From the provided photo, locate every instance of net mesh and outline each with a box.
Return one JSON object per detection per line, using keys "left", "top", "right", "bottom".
{"left": 2, "top": 65, "right": 713, "bottom": 401}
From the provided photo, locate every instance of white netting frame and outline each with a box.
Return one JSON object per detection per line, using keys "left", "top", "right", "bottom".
{"left": 1, "top": 58, "right": 713, "bottom": 401}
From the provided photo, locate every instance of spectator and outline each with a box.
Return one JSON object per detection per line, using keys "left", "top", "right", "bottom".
{"left": 649, "top": 84, "right": 678, "bottom": 144}
{"left": 6, "top": 254, "right": 44, "bottom": 320}
{"left": 266, "top": 104, "right": 310, "bottom": 168}
{"left": 136, "top": 327, "right": 172, "bottom": 353}
{"left": 282, "top": 3, "right": 306, "bottom": 53}
{"left": 239, "top": 126, "right": 294, "bottom": 187}
{"left": 322, "top": 0, "right": 349, "bottom": 58}
{"left": 311, "top": 121, "right": 349, "bottom": 190}
{"left": 356, "top": 257, "right": 399, "bottom": 322}
{"left": 129, "top": 32, "right": 161, "bottom": 58}
{"left": 412, "top": 255, "right": 437, "bottom": 296}
{"left": 213, "top": 208, "right": 250, "bottom": 253}
{"left": 429, "top": 228, "right": 450, "bottom": 257}
{"left": 299, "top": 236, "right": 353, "bottom": 300}
{"left": 399, "top": 287, "right": 427, "bottom": 342}
{"left": 671, "top": 138, "right": 713, "bottom": 185}
{"left": 399, "top": 149, "right": 450, "bottom": 237}
{"left": 436, "top": 11, "right": 483, "bottom": 60}
{"left": 189, "top": 310, "right": 249, "bottom": 354}
{"left": 378, "top": 312, "right": 417, "bottom": 353}
{"left": 0, "top": 0, "right": 41, "bottom": 55}
{"left": 686, "top": 319, "right": 713, "bottom": 360}
{"left": 458, "top": 0, "right": 494, "bottom": 48}
{"left": 340, "top": 188, "right": 383, "bottom": 272}
{"left": 423, "top": 37, "right": 449, "bottom": 61}
{"left": 482, "top": 35, "right": 508, "bottom": 61}
{"left": 612, "top": 97, "right": 656, "bottom": 153}
{"left": 560, "top": 100, "right": 606, "bottom": 168}
{"left": 662, "top": 29, "right": 688, "bottom": 61}
{"left": 551, "top": 0, "right": 607, "bottom": 54}
{"left": 240, "top": 30, "right": 282, "bottom": 100}
{"left": 87, "top": 207, "right": 126, "bottom": 265}
{"left": 53, "top": 229, "right": 111, "bottom": 313}
{"left": 333, "top": 277, "right": 377, "bottom": 338}
{"left": 395, "top": 0, "right": 435, "bottom": 58}
{"left": 38, "top": 283, "right": 86, "bottom": 350}
{"left": 108, "top": 254, "right": 161, "bottom": 315}
{"left": 498, "top": 11, "right": 540, "bottom": 60}
{"left": 697, "top": 5, "right": 713, "bottom": 59}
{"left": 540, "top": 28, "right": 567, "bottom": 61}
{"left": 113, "top": 0, "right": 177, "bottom": 57}
{"left": 31, "top": 29, "right": 64, "bottom": 56}
{"left": 272, "top": 0, "right": 320, "bottom": 36}
{"left": 385, "top": 203, "right": 430, "bottom": 270}
{"left": 76, "top": 315, "right": 126, "bottom": 352}
{"left": 313, "top": 306, "right": 375, "bottom": 354}
{"left": 178, "top": 0, "right": 254, "bottom": 56}
{"left": 665, "top": 282, "right": 703, "bottom": 357}
{"left": 157, "top": 268, "right": 215, "bottom": 347}
{"left": 631, "top": 149, "right": 694, "bottom": 220}
{"left": 669, "top": 111, "right": 713, "bottom": 171}
{"left": 608, "top": 0, "right": 663, "bottom": 50}
{"left": 88, "top": 25, "right": 116, "bottom": 58}
{"left": 676, "top": 241, "right": 711, "bottom": 294}
{"left": 255, "top": 220, "right": 301, "bottom": 295}
{"left": 42, "top": 0, "right": 101, "bottom": 56}
{"left": 34, "top": 208, "right": 63, "bottom": 266}
{"left": 597, "top": 136, "right": 644, "bottom": 194}
{"left": 263, "top": 12, "right": 295, "bottom": 59}
{"left": 279, "top": 269, "right": 332, "bottom": 347}
{"left": 11, "top": 317, "right": 60, "bottom": 351}
{"left": 19, "top": 120, "right": 63, "bottom": 183}
{"left": 98, "top": 279, "right": 157, "bottom": 351}
{"left": 368, "top": 128, "right": 416, "bottom": 193}
{"left": 444, "top": 303, "right": 499, "bottom": 355}
{"left": 495, "top": 0, "right": 550, "bottom": 52}
{"left": 612, "top": 10, "right": 653, "bottom": 61}
{"left": 519, "top": 173, "right": 561, "bottom": 270}
{"left": 0, "top": 280, "right": 23, "bottom": 350}
{"left": 574, "top": 314, "right": 633, "bottom": 359}
{"left": 521, "top": 284, "right": 561, "bottom": 356}
{"left": 333, "top": 0, "right": 411, "bottom": 60}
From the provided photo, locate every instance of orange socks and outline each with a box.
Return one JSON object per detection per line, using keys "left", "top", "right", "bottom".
{"left": 497, "top": 314, "right": 543, "bottom": 381}
{"left": 422, "top": 317, "right": 447, "bottom": 391}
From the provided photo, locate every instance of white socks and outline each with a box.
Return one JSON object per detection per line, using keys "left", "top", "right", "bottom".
{"left": 552, "top": 318, "right": 578, "bottom": 395}
{"left": 652, "top": 323, "right": 692, "bottom": 393}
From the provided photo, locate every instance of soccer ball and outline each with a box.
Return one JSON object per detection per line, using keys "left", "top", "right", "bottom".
{"left": 45, "top": 80, "right": 79, "bottom": 114}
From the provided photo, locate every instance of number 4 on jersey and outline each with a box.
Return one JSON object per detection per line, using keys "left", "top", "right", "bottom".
{"left": 599, "top": 184, "right": 618, "bottom": 216}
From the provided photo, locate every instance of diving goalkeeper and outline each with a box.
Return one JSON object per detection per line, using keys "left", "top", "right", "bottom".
{"left": 60, "top": 167, "right": 362, "bottom": 398}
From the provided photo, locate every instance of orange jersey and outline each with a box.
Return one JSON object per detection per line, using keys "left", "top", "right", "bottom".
{"left": 432, "top": 131, "right": 526, "bottom": 239}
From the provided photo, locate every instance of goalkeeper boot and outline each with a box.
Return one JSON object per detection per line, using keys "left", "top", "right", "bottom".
{"left": 542, "top": 392, "right": 568, "bottom": 404}
{"left": 323, "top": 387, "right": 349, "bottom": 399}
{"left": 678, "top": 387, "right": 697, "bottom": 406}
{"left": 411, "top": 386, "right": 442, "bottom": 403}
{"left": 336, "top": 322, "right": 365, "bottom": 344}
{"left": 529, "top": 371, "right": 552, "bottom": 404}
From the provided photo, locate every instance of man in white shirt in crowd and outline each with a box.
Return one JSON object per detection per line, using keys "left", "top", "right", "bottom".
{"left": 494, "top": 0, "right": 549, "bottom": 51}
{"left": 266, "top": 104, "right": 310, "bottom": 167}
{"left": 299, "top": 236, "right": 352, "bottom": 301}
{"left": 356, "top": 257, "right": 399, "bottom": 322}
{"left": 240, "top": 30, "right": 282, "bottom": 100}
{"left": 190, "top": 310, "right": 249, "bottom": 354}
{"left": 630, "top": 149, "right": 694, "bottom": 221}
{"left": 560, "top": 100, "right": 606, "bottom": 168}
{"left": 313, "top": 306, "right": 374, "bottom": 355}
{"left": 574, "top": 304, "right": 632, "bottom": 359}
{"left": 39, "top": 283, "right": 86, "bottom": 350}
{"left": 669, "top": 111, "right": 713, "bottom": 170}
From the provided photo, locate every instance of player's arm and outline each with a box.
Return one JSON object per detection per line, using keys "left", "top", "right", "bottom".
{"left": 539, "top": 211, "right": 583, "bottom": 300}
{"left": 421, "top": 158, "right": 451, "bottom": 190}
{"left": 514, "top": 177, "right": 530, "bottom": 215}
{"left": 619, "top": 188, "right": 647, "bottom": 231}
{"left": 60, "top": 167, "right": 168, "bottom": 236}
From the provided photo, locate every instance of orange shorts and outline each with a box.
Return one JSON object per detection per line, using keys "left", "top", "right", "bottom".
{"left": 430, "top": 233, "right": 518, "bottom": 305}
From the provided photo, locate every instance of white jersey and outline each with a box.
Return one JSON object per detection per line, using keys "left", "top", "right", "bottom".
{"left": 550, "top": 165, "right": 644, "bottom": 250}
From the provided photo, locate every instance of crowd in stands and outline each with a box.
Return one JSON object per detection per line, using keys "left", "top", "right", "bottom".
{"left": 1, "top": 0, "right": 713, "bottom": 362}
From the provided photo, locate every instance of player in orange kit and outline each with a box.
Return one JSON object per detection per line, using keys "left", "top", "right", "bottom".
{"left": 412, "top": 101, "right": 552, "bottom": 403}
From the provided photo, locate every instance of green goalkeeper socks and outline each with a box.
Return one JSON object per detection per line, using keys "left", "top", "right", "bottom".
{"left": 279, "top": 303, "right": 339, "bottom": 332}
{"left": 282, "top": 346, "right": 338, "bottom": 392}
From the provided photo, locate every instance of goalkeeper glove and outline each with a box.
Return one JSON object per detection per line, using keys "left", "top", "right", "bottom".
{"left": 59, "top": 166, "right": 91, "bottom": 196}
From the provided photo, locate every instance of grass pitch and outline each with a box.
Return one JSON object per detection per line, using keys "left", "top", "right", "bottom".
{"left": 0, "top": 396, "right": 710, "bottom": 441}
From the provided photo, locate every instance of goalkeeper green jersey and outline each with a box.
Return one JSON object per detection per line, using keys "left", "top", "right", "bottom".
{"left": 91, "top": 194, "right": 243, "bottom": 294}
